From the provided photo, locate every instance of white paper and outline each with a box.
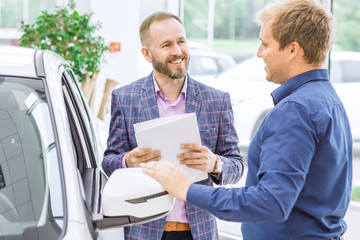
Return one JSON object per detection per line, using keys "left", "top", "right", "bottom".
{"left": 134, "top": 113, "right": 208, "bottom": 182}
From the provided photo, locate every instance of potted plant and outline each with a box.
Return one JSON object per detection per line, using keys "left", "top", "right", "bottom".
{"left": 20, "top": 0, "right": 108, "bottom": 110}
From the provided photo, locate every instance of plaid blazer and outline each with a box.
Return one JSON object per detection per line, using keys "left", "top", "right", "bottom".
{"left": 102, "top": 73, "right": 243, "bottom": 240}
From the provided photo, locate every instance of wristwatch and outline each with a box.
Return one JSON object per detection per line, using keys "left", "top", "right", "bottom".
{"left": 212, "top": 155, "right": 223, "bottom": 174}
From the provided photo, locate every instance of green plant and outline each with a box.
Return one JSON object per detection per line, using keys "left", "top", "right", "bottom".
{"left": 20, "top": 0, "right": 108, "bottom": 108}
{"left": 352, "top": 186, "right": 360, "bottom": 201}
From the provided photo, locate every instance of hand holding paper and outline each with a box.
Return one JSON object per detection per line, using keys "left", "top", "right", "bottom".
{"left": 125, "top": 147, "right": 161, "bottom": 167}
{"left": 177, "top": 144, "right": 217, "bottom": 173}
{"left": 133, "top": 113, "right": 208, "bottom": 182}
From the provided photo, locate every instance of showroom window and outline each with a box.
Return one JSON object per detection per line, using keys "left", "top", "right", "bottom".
{"left": 0, "top": 0, "right": 56, "bottom": 45}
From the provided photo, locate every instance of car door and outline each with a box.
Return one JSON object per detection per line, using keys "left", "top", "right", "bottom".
{"left": 61, "top": 68, "right": 102, "bottom": 234}
{"left": 60, "top": 69, "right": 124, "bottom": 239}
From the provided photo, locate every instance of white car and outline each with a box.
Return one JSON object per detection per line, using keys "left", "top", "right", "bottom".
{"left": 200, "top": 51, "right": 360, "bottom": 153}
{"left": 187, "top": 47, "right": 237, "bottom": 78}
{"left": 0, "top": 46, "right": 173, "bottom": 239}
{"left": 329, "top": 51, "right": 360, "bottom": 143}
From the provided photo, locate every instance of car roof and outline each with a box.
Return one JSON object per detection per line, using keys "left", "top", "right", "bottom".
{"left": 0, "top": 46, "right": 69, "bottom": 80}
{"left": 0, "top": 46, "right": 37, "bottom": 77}
{"left": 187, "top": 41, "right": 236, "bottom": 63}
{"left": 190, "top": 47, "right": 235, "bottom": 60}
{"left": 217, "top": 51, "right": 360, "bottom": 81}
{"left": 217, "top": 56, "right": 266, "bottom": 81}
{"left": 330, "top": 51, "right": 360, "bottom": 61}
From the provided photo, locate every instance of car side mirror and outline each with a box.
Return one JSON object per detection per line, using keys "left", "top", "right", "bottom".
{"left": 93, "top": 168, "right": 174, "bottom": 230}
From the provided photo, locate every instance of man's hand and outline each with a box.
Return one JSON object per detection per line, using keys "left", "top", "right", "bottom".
{"left": 126, "top": 147, "right": 161, "bottom": 167}
{"left": 177, "top": 144, "right": 217, "bottom": 173}
{"left": 141, "top": 161, "right": 191, "bottom": 201}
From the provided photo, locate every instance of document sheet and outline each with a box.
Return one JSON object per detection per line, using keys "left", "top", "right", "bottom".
{"left": 133, "top": 113, "right": 208, "bottom": 182}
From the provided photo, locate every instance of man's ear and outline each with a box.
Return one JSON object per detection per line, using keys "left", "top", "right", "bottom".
{"left": 141, "top": 47, "right": 152, "bottom": 63}
{"left": 289, "top": 42, "right": 301, "bottom": 60}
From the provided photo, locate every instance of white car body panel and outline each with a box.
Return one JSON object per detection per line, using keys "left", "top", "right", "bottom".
{"left": 0, "top": 46, "right": 172, "bottom": 240}
{"left": 201, "top": 51, "right": 360, "bottom": 151}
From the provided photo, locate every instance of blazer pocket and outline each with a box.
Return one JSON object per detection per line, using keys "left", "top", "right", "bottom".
{"left": 199, "top": 126, "right": 217, "bottom": 150}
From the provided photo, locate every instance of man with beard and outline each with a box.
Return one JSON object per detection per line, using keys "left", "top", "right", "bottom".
{"left": 102, "top": 12, "right": 244, "bottom": 240}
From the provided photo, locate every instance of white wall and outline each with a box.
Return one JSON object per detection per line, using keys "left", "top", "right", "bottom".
{"left": 79, "top": 0, "right": 141, "bottom": 118}
{"left": 74, "top": 0, "right": 183, "bottom": 120}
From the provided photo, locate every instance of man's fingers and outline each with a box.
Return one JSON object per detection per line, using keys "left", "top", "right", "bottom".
{"left": 137, "top": 151, "right": 161, "bottom": 162}
{"left": 140, "top": 161, "right": 158, "bottom": 169}
{"left": 136, "top": 148, "right": 158, "bottom": 156}
{"left": 177, "top": 145, "right": 209, "bottom": 159}
{"left": 130, "top": 148, "right": 161, "bottom": 165}
{"left": 141, "top": 161, "right": 175, "bottom": 172}
{"left": 180, "top": 159, "right": 206, "bottom": 171}
{"left": 142, "top": 162, "right": 169, "bottom": 182}
{"left": 147, "top": 155, "right": 162, "bottom": 162}
{"left": 178, "top": 152, "right": 201, "bottom": 159}
{"left": 133, "top": 147, "right": 149, "bottom": 156}
{"left": 142, "top": 168, "right": 160, "bottom": 181}
{"left": 180, "top": 158, "right": 214, "bottom": 173}
{"left": 185, "top": 164, "right": 204, "bottom": 171}
{"left": 141, "top": 161, "right": 190, "bottom": 201}
{"left": 180, "top": 158, "right": 202, "bottom": 165}
{"left": 180, "top": 143, "right": 203, "bottom": 151}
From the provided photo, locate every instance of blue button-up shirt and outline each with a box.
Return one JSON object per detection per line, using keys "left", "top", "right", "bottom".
{"left": 187, "top": 69, "right": 353, "bottom": 239}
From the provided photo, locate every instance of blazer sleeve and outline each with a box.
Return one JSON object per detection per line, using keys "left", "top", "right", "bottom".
{"left": 210, "top": 92, "right": 244, "bottom": 185}
{"left": 102, "top": 90, "right": 131, "bottom": 176}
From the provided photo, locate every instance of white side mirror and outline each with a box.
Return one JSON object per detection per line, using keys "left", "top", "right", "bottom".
{"left": 101, "top": 168, "right": 174, "bottom": 219}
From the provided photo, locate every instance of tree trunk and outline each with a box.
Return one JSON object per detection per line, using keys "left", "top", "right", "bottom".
{"left": 97, "top": 79, "right": 118, "bottom": 120}
{"left": 81, "top": 73, "right": 91, "bottom": 101}
{"left": 81, "top": 72, "right": 98, "bottom": 111}
{"left": 87, "top": 73, "right": 98, "bottom": 110}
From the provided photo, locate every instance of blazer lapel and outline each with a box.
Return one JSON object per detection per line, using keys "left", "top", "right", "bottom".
{"left": 140, "top": 74, "right": 201, "bottom": 121}
{"left": 186, "top": 75, "right": 202, "bottom": 120}
{"left": 141, "top": 72, "right": 160, "bottom": 120}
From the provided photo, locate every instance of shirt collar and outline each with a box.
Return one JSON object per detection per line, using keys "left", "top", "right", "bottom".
{"left": 271, "top": 69, "right": 329, "bottom": 106}
{"left": 153, "top": 75, "right": 188, "bottom": 99}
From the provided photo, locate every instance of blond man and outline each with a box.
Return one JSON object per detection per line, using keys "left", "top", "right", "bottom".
{"left": 142, "top": 1, "right": 352, "bottom": 239}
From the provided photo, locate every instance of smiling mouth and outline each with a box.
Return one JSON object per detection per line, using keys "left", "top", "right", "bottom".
{"left": 170, "top": 58, "right": 183, "bottom": 64}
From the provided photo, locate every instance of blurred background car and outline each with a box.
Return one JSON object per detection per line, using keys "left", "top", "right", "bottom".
{"left": 137, "top": 41, "right": 236, "bottom": 79}
{"left": 198, "top": 51, "right": 360, "bottom": 157}
{"left": 187, "top": 43, "right": 237, "bottom": 78}
{"left": 0, "top": 46, "right": 173, "bottom": 240}
{"left": 329, "top": 51, "right": 360, "bottom": 146}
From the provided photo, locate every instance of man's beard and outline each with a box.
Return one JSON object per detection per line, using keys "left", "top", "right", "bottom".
{"left": 152, "top": 56, "right": 189, "bottom": 79}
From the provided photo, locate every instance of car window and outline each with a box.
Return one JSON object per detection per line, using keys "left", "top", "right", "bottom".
{"left": 66, "top": 70, "right": 98, "bottom": 157}
{"left": 330, "top": 60, "right": 360, "bottom": 83}
{"left": 189, "top": 56, "right": 220, "bottom": 75}
{"left": 62, "top": 70, "right": 97, "bottom": 169}
{"left": 0, "top": 76, "right": 64, "bottom": 239}
{"left": 61, "top": 70, "right": 100, "bottom": 213}
{"left": 216, "top": 57, "right": 234, "bottom": 73}
{"left": 217, "top": 57, "right": 266, "bottom": 81}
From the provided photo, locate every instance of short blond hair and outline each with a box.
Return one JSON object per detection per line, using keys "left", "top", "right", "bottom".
{"left": 139, "top": 12, "right": 183, "bottom": 47}
{"left": 256, "top": 0, "right": 332, "bottom": 65}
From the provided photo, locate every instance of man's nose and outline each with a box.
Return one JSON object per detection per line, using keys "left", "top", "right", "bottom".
{"left": 171, "top": 44, "right": 182, "bottom": 55}
{"left": 256, "top": 46, "right": 263, "bottom": 58}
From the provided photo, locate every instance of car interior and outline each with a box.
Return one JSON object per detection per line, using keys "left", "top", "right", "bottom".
{"left": 0, "top": 77, "right": 63, "bottom": 237}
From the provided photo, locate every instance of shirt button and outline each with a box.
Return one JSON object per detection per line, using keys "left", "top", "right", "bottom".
{"left": 169, "top": 107, "right": 172, "bottom": 110}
